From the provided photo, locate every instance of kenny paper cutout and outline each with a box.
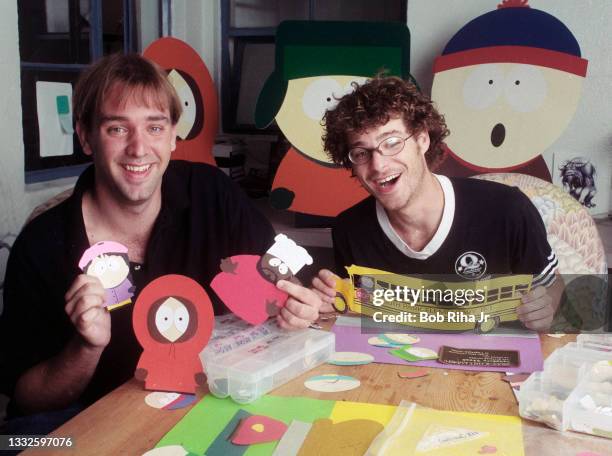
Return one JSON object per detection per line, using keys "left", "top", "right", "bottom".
{"left": 211, "top": 234, "right": 312, "bottom": 325}
{"left": 79, "top": 241, "right": 135, "bottom": 310}
{"left": 133, "top": 274, "right": 214, "bottom": 394}
{"left": 255, "top": 21, "right": 412, "bottom": 217}
{"left": 36, "top": 81, "right": 73, "bottom": 157}
{"left": 431, "top": 0, "right": 588, "bottom": 182}
{"left": 143, "top": 37, "right": 217, "bottom": 166}
{"left": 231, "top": 415, "right": 288, "bottom": 445}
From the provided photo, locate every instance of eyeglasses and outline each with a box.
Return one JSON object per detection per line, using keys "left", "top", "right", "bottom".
{"left": 348, "top": 134, "right": 414, "bottom": 165}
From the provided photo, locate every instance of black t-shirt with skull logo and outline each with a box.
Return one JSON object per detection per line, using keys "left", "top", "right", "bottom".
{"left": 332, "top": 176, "right": 557, "bottom": 287}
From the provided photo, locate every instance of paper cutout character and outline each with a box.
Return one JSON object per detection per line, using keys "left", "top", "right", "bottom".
{"left": 431, "top": 0, "right": 588, "bottom": 182}
{"left": 78, "top": 241, "right": 135, "bottom": 310}
{"left": 297, "top": 418, "right": 383, "bottom": 456}
{"left": 255, "top": 21, "right": 413, "bottom": 217}
{"left": 231, "top": 415, "right": 288, "bottom": 445}
{"left": 559, "top": 157, "right": 597, "bottom": 208}
{"left": 211, "top": 234, "right": 313, "bottom": 325}
{"left": 133, "top": 274, "right": 214, "bottom": 393}
{"left": 143, "top": 37, "right": 218, "bottom": 166}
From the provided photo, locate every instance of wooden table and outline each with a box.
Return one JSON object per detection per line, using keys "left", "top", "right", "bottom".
{"left": 25, "top": 333, "right": 612, "bottom": 455}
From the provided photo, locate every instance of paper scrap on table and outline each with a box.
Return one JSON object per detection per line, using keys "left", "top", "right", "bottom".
{"left": 438, "top": 346, "right": 520, "bottom": 367}
{"left": 368, "top": 336, "right": 401, "bottom": 348}
{"left": 271, "top": 420, "right": 312, "bottom": 456}
{"left": 145, "top": 392, "right": 196, "bottom": 410}
{"left": 36, "top": 81, "right": 74, "bottom": 157}
{"left": 389, "top": 346, "right": 438, "bottom": 362}
{"left": 142, "top": 444, "right": 189, "bottom": 456}
{"left": 382, "top": 333, "right": 420, "bottom": 345}
{"left": 206, "top": 409, "right": 251, "bottom": 456}
{"left": 211, "top": 234, "right": 312, "bottom": 325}
{"left": 304, "top": 374, "right": 360, "bottom": 392}
{"left": 397, "top": 368, "right": 429, "bottom": 379}
{"left": 298, "top": 418, "right": 383, "bottom": 456}
{"left": 328, "top": 352, "right": 374, "bottom": 366}
{"left": 231, "top": 415, "right": 288, "bottom": 445}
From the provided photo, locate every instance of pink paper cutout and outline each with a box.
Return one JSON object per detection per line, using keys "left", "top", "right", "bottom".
{"left": 479, "top": 445, "right": 497, "bottom": 454}
{"left": 211, "top": 255, "right": 288, "bottom": 325}
{"left": 231, "top": 415, "right": 288, "bottom": 445}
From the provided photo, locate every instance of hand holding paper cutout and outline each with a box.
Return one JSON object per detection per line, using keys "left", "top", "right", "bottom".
{"left": 133, "top": 275, "right": 214, "bottom": 393}
{"left": 211, "top": 234, "right": 313, "bottom": 325}
{"left": 64, "top": 274, "right": 111, "bottom": 348}
{"left": 78, "top": 241, "right": 134, "bottom": 310}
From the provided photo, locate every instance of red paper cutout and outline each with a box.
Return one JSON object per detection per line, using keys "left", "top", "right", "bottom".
{"left": 143, "top": 37, "right": 218, "bottom": 166}
{"left": 211, "top": 255, "right": 288, "bottom": 325}
{"left": 397, "top": 368, "right": 429, "bottom": 379}
{"left": 272, "top": 147, "right": 368, "bottom": 217}
{"left": 133, "top": 275, "right": 214, "bottom": 393}
{"left": 231, "top": 415, "right": 288, "bottom": 445}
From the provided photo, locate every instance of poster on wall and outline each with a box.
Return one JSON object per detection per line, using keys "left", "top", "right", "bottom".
{"left": 36, "top": 81, "right": 74, "bottom": 158}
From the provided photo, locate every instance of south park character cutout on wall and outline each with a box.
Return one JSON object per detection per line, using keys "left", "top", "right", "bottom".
{"left": 143, "top": 37, "right": 218, "bottom": 166}
{"left": 78, "top": 241, "right": 135, "bottom": 311}
{"left": 133, "top": 274, "right": 214, "bottom": 394}
{"left": 431, "top": 0, "right": 588, "bottom": 182}
{"left": 255, "top": 21, "right": 412, "bottom": 217}
{"left": 211, "top": 234, "right": 313, "bottom": 325}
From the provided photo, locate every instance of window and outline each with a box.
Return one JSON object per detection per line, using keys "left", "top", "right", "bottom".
{"left": 220, "top": 0, "right": 407, "bottom": 134}
{"left": 19, "top": 0, "right": 166, "bottom": 183}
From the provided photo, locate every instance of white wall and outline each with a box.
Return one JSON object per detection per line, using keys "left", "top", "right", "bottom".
{"left": 409, "top": 0, "right": 612, "bottom": 216}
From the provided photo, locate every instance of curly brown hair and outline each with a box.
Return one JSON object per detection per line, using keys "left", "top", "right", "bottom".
{"left": 322, "top": 76, "right": 449, "bottom": 169}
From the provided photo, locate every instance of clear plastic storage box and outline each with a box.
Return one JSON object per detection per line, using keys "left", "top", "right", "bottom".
{"left": 200, "top": 315, "right": 335, "bottom": 403}
{"left": 519, "top": 336, "right": 612, "bottom": 438}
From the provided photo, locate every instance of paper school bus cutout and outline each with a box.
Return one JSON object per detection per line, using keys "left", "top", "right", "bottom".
{"left": 144, "top": 37, "right": 218, "bottom": 166}
{"left": 334, "top": 265, "right": 532, "bottom": 333}
{"left": 431, "top": 0, "right": 588, "bottom": 182}
{"left": 255, "top": 21, "right": 412, "bottom": 217}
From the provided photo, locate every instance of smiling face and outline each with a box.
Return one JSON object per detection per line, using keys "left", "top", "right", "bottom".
{"left": 86, "top": 253, "right": 130, "bottom": 288}
{"left": 432, "top": 63, "right": 583, "bottom": 169}
{"left": 77, "top": 84, "right": 177, "bottom": 207}
{"left": 350, "top": 117, "right": 431, "bottom": 213}
{"left": 256, "top": 253, "right": 294, "bottom": 284}
{"left": 275, "top": 75, "right": 367, "bottom": 163}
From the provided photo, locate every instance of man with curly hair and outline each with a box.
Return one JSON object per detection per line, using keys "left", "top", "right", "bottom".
{"left": 312, "top": 76, "right": 562, "bottom": 331}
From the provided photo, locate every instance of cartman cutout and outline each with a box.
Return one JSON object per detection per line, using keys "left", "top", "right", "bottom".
{"left": 255, "top": 21, "right": 413, "bottom": 217}
{"left": 211, "top": 234, "right": 313, "bottom": 325}
{"left": 133, "top": 274, "right": 213, "bottom": 393}
{"left": 143, "top": 37, "right": 218, "bottom": 165}
{"left": 431, "top": 0, "right": 588, "bottom": 181}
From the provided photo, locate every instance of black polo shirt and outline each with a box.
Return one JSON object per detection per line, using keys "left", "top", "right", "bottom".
{"left": 0, "top": 161, "right": 274, "bottom": 415}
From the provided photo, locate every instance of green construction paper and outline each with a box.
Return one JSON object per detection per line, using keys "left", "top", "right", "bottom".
{"left": 156, "top": 395, "right": 335, "bottom": 456}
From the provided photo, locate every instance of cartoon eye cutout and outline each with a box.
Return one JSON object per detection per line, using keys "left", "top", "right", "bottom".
{"left": 268, "top": 257, "right": 282, "bottom": 267}
{"left": 106, "top": 256, "right": 120, "bottom": 271}
{"left": 174, "top": 305, "right": 190, "bottom": 334}
{"left": 463, "top": 64, "right": 504, "bottom": 110}
{"left": 93, "top": 260, "right": 106, "bottom": 276}
{"left": 342, "top": 77, "right": 368, "bottom": 96}
{"left": 504, "top": 64, "right": 547, "bottom": 113}
{"left": 278, "top": 263, "right": 289, "bottom": 275}
{"left": 302, "top": 77, "right": 343, "bottom": 120}
{"left": 167, "top": 69, "right": 203, "bottom": 141}
{"left": 155, "top": 304, "right": 174, "bottom": 334}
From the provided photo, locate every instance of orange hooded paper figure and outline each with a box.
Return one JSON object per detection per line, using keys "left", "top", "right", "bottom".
{"left": 143, "top": 37, "right": 218, "bottom": 166}
{"left": 255, "top": 21, "right": 413, "bottom": 217}
{"left": 133, "top": 275, "right": 214, "bottom": 394}
{"left": 431, "top": 0, "right": 588, "bottom": 182}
